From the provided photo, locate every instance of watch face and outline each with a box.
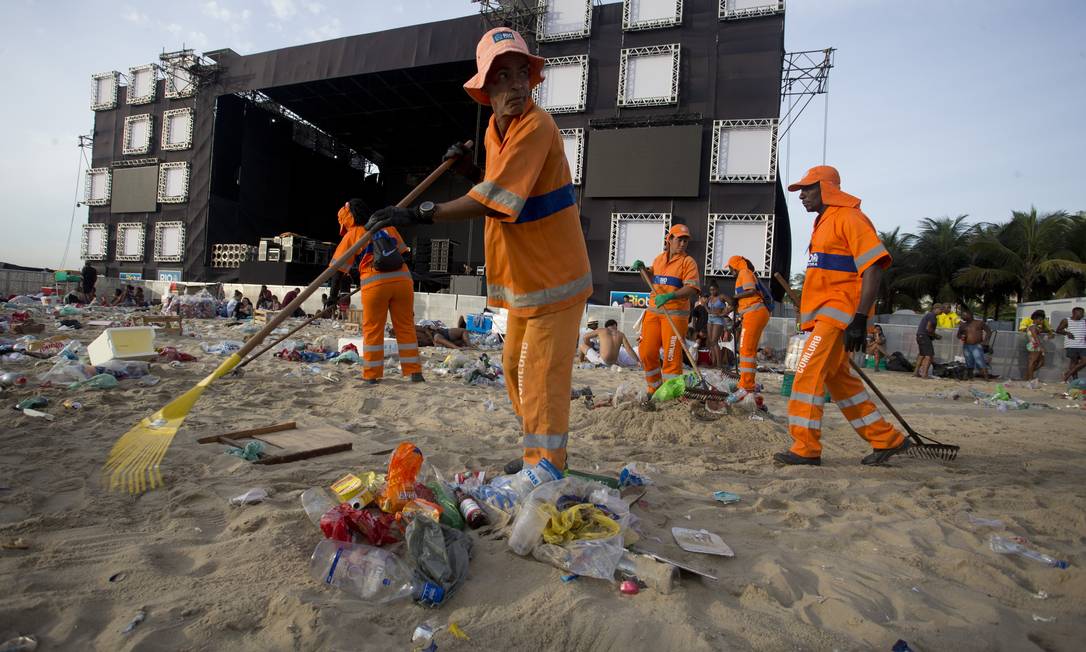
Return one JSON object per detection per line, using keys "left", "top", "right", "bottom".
{"left": 420, "top": 201, "right": 435, "bottom": 212}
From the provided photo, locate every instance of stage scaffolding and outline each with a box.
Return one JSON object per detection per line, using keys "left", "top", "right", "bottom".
{"left": 778, "top": 47, "right": 834, "bottom": 138}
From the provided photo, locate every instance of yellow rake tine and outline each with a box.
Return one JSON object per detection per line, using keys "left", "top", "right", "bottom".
{"left": 127, "top": 437, "right": 163, "bottom": 494}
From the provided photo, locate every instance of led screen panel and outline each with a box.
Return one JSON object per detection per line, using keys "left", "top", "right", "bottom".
{"left": 585, "top": 125, "right": 701, "bottom": 197}
{"left": 111, "top": 166, "right": 158, "bottom": 213}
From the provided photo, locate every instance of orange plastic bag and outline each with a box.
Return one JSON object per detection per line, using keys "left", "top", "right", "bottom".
{"left": 378, "top": 442, "right": 423, "bottom": 513}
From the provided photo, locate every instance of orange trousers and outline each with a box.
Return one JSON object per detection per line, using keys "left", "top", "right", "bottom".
{"left": 503, "top": 302, "right": 582, "bottom": 470}
{"left": 360, "top": 279, "right": 421, "bottom": 380}
{"left": 787, "top": 321, "right": 905, "bottom": 458}
{"left": 639, "top": 310, "right": 688, "bottom": 393}
{"left": 737, "top": 305, "right": 770, "bottom": 390}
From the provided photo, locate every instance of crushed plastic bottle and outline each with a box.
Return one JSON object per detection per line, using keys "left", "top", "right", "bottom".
{"left": 309, "top": 539, "right": 444, "bottom": 604}
{"left": 989, "top": 534, "right": 1068, "bottom": 569}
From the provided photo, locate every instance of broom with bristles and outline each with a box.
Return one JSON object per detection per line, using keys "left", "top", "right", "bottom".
{"left": 103, "top": 145, "right": 469, "bottom": 493}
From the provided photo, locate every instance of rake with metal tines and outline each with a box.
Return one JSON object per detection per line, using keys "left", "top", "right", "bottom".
{"left": 684, "top": 386, "right": 730, "bottom": 402}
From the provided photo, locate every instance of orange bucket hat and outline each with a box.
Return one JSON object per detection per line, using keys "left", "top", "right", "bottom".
{"left": 727, "top": 255, "right": 753, "bottom": 271}
{"left": 463, "top": 28, "right": 545, "bottom": 106}
{"left": 787, "top": 165, "right": 860, "bottom": 208}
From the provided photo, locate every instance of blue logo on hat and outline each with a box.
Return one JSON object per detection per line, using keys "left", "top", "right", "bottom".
{"left": 493, "top": 31, "right": 514, "bottom": 43}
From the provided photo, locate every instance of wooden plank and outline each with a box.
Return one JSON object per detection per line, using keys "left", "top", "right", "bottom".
{"left": 197, "top": 421, "right": 296, "bottom": 444}
{"left": 253, "top": 442, "right": 353, "bottom": 465}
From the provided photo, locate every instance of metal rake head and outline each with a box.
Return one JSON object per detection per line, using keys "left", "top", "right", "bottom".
{"left": 906, "top": 442, "right": 959, "bottom": 461}
{"left": 684, "top": 387, "right": 731, "bottom": 402}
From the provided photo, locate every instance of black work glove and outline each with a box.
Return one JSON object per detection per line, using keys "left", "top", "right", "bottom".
{"left": 364, "top": 205, "right": 431, "bottom": 232}
{"left": 443, "top": 141, "right": 480, "bottom": 180}
{"left": 325, "top": 271, "right": 343, "bottom": 308}
{"left": 845, "top": 313, "right": 867, "bottom": 352}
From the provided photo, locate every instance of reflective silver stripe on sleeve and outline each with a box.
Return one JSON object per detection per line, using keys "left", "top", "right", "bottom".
{"left": 362, "top": 359, "right": 384, "bottom": 368}
{"left": 854, "top": 243, "right": 889, "bottom": 269}
{"left": 849, "top": 410, "right": 886, "bottom": 429}
{"left": 836, "top": 391, "right": 870, "bottom": 409}
{"left": 359, "top": 270, "right": 412, "bottom": 288}
{"left": 789, "top": 391, "right": 825, "bottom": 407}
{"left": 523, "top": 432, "right": 568, "bottom": 451}
{"left": 800, "top": 306, "right": 853, "bottom": 324}
{"left": 471, "top": 180, "right": 525, "bottom": 215}
{"left": 487, "top": 271, "right": 592, "bottom": 309}
{"left": 788, "top": 415, "right": 822, "bottom": 430}
{"left": 738, "top": 284, "right": 755, "bottom": 291}
{"left": 684, "top": 279, "right": 699, "bottom": 286}
{"left": 362, "top": 345, "right": 385, "bottom": 352}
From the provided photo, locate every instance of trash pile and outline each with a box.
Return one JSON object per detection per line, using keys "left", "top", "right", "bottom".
{"left": 428, "top": 352, "right": 506, "bottom": 387}
{"left": 969, "top": 384, "right": 1031, "bottom": 411}
{"left": 162, "top": 289, "right": 220, "bottom": 319}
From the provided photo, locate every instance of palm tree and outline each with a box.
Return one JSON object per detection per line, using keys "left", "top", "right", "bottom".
{"left": 955, "top": 208, "right": 1086, "bottom": 303}
{"left": 877, "top": 227, "right": 920, "bottom": 312}
{"left": 895, "top": 215, "right": 974, "bottom": 305}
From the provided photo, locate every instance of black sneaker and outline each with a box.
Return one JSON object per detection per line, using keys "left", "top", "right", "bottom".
{"left": 861, "top": 438, "right": 912, "bottom": 466}
{"left": 365, "top": 378, "right": 380, "bottom": 385}
{"left": 772, "top": 451, "right": 821, "bottom": 466}
{"left": 410, "top": 373, "right": 425, "bottom": 383}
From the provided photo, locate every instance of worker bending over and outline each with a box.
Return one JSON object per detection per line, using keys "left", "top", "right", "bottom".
{"left": 728, "top": 255, "right": 771, "bottom": 402}
{"left": 777, "top": 166, "right": 909, "bottom": 466}
{"left": 364, "top": 28, "right": 591, "bottom": 471}
{"left": 328, "top": 199, "right": 423, "bottom": 384}
{"left": 633, "top": 224, "right": 700, "bottom": 394}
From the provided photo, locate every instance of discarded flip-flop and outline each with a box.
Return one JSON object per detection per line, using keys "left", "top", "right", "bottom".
{"left": 671, "top": 527, "right": 734, "bottom": 557}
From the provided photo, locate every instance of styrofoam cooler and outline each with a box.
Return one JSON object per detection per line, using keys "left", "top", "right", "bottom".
{"left": 88, "top": 327, "right": 157, "bottom": 366}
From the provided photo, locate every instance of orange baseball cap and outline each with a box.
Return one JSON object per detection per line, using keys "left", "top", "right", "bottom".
{"left": 668, "top": 224, "right": 691, "bottom": 238}
{"left": 463, "top": 28, "right": 545, "bottom": 106}
{"left": 787, "top": 165, "right": 840, "bottom": 191}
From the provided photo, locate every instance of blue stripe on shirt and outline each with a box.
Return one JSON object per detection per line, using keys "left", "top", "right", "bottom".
{"left": 654, "top": 275, "right": 682, "bottom": 288}
{"left": 807, "top": 251, "right": 857, "bottom": 273}
{"left": 515, "top": 184, "right": 576, "bottom": 224}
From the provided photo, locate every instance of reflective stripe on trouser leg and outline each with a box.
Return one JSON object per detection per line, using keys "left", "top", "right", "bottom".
{"left": 360, "top": 283, "right": 391, "bottom": 380}
{"left": 639, "top": 312, "right": 664, "bottom": 393}
{"left": 386, "top": 278, "right": 421, "bottom": 375}
{"left": 825, "top": 357, "right": 903, "bottom": 449}
{"left": 517, "top": 302, "right": 582, "bottom": 470}
{"left": 786, "top": 321, "right": 840, "bottom": 458}
{"left": 738, "top": 306, "right": 769, "bottom": 391}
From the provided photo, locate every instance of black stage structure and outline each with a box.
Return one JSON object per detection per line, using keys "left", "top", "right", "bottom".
{"left": 84, "top": 0, "right": 792, "bottom": 304}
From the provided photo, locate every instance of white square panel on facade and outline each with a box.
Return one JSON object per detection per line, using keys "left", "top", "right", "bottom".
{"left": 91, "top": 72, "right": 119, "bottom": 111}
{"left": 162, "top": 108, "right": 194, "bottom": 151}
{"left": 127, "top": 64, "right": 157, "bottom": 105}
{"left": 116, "top": 222, "right": 146, "bottom": 262}
{"left": 560, "top": 128, "right": 584, "bottom": 186}
{"left": 710, "top": 119, "right": 778, "bottom": 183}
{"left": 82, "top": 224, "right": 107, "bottom": 261}
{"left": 154, "top": 221, "right": 185, "bottom": 262}
{"left": 705, "top": 214, "right": 774, "bottom": 277}
{"left": 164, "top": 55, "right": 197, "bottom": 98}
{"left": 609, "top": 213, "right": 672, "bottom": 272}
{"left": 537, "top": 0, "right": 592, "bottom": 41}
{"left": 84, "top": 168, "right": 111, "bottom": 206}
{"left": 720, "top": 0, "right": 784, "bottom": 20}
{"left": 533, "top": 56, "right": 589, "bottom": 114}
{"left": 123, "top": 114, "right": 153, "bottom": 156}
{"left": 623, "top": 0, "right": 683, "bottom": 30}
{"left": 618, "top": 44, "right": 680, "bottom": 107}
{"left": 158, "top": 162, "right": 190, "bottom": 203}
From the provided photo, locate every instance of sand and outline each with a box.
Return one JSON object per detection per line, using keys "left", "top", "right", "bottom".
{"left": 1, "top": 311, "right": 1084, "bottom": 651}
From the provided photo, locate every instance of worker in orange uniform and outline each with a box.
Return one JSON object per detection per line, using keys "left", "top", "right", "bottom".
{"left": 727, "top": 255, "right": 770, "bottom": 402}
{"left": 363, "top": 28, "right": 591, "bottom": 472}
{"left": 327, "top": 198, "right": 423, "bottom": 385}
{"left": 776, "top": 166, "right": 910, "bottom": 466}
{"left": 632, "top": 224, "right": 701, "bottom": 394}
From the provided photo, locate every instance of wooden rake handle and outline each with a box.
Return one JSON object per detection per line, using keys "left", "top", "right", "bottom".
{"left": 639, "top": 268, "right": 704, "bottom": 385}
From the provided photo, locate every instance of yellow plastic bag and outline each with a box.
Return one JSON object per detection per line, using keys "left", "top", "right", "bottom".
{"left": 541, "top": 503, "right": 621, "bottom": 545}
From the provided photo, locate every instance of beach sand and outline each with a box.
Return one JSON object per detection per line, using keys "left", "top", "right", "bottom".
{"left": 1, "top": 313, "right": 1084, "bottom": 651}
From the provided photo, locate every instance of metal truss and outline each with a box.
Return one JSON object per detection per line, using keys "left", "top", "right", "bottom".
{"left": 623, "top": 0, "right": 682, "bottom": 31}
{"left": 536, "top": 0, "right": 592, "bottom": 42}
{"left": 154, "top": 221, "right": 186, "bottom": 262}
{"left": 157, "top": 161, "right": 191, "bottom": 204}
{"left": 590, "top": 112, "right": 700, "bottom": 130}
{"left": 617, "top": 43, "right": 680, "bottom": 107}
{"left": 125, "top": 64, "right": 158, "bottom": 105}
{"left": 122, "top": 114, "right": 154, "bottom": 156}
{"left": 429, "top": 239, "right": 451, "bottom": 273}
{"left": 608, "top": 212, "right": 672, "bottom": 272}
{"left": 81, "top": 223, "right": 108, "bottom": 261}
{"left": 779, "top": 48, "right": 834, "bottom": 138}
{"left": 160, "top": 49, "right": 216, "bottom": 98}
{"left": 161, "top": 108, "right": 194, "bottom": 151}
{"left": 533, "top": 55, "right": 589, "bottom": 114}
{"left": 559, "top": 128, "right": 584, "bottom": 185}
{"left": 719, "top": 0, "right": 784, "bottom": 20}
{"left": 111, "top": 157, "right": 160, "bottom": 169}
{"left": 704, "top": 213, "right": 774, "bottom": 277}
{"left": 710, "top": 118, "right": 778, "bottom": 183}
{"left": 115, "top": 222, "right": 146, "bottom": 262}
{"left": 474, "top": 0, "right": 541, "bottom": 46}
{"left": 91, "top": 71, "right": 119, "bottom": 111}
{"left": 84, "top": 168, "right": 111, "bottom": 206}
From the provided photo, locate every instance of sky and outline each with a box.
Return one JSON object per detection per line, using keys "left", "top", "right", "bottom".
{"left": 0, "top": 0, "right": 1083, "bottom": 274}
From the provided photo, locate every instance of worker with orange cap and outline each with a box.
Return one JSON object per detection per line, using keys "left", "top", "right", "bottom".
{"left": 777, "top": 166, "right": 910, "bottom": 466}
{"left": 633, "top": 224, "right": 701, "bottom": 394}
{"left": 363, "top": 28, "right": 591, "bottom": 472}
{"left": 327, "top": 198, "right": 423, "bottom": 384}
{"left": 727, "top": 255, "right": 770, "bottom": 401}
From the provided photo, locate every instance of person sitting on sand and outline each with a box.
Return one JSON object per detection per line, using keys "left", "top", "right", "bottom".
{"left": 257, "top": 285, "right": 274, "bottom": 310}
{"left": 416, "top": 324, "right": 474, "bottom": 349}
{"left": 235, "top": 297, "right": 254, "bottom": 319}
{"left": 108, "top": 288, "right": 125, "bottom": 306}
{"left": 134, "top": 287, "right": 147, "bottom": 307}
{"left": 579, "top": 319, "right": 640, "bottom": 368}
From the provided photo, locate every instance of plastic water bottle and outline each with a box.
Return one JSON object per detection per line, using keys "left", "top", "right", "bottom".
{"left": 300, "top": 487, "right": 337, "bottom": 526}
{"left": 309, "top": 539, "right": 446, "bottom": 604}
{"left": 989, "top": 535, "right": 1069, "bottom": 569}
{"left": 490, "top": 458, "right": 563, "bottom": 505}
{"left": 508, "top": 502, "right": 551, "bottom": 555}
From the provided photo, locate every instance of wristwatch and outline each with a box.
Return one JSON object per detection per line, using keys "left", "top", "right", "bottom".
{"left": 418, "top": 201, "right": 436, "bottom": 223}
